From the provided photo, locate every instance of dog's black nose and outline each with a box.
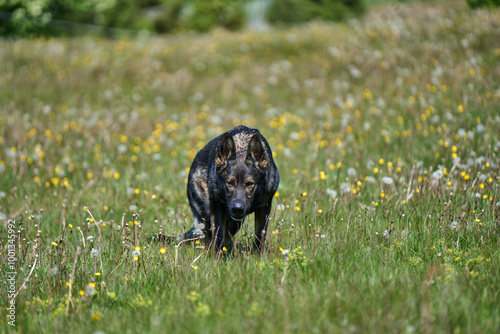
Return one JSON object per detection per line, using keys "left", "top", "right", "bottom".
{"left": 231, "top": 202, "right": 245, "bottom": 217}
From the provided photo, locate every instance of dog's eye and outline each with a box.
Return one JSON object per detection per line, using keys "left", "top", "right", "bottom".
{"left": 227, "top": 180, "right": 236, "bottom": 188}
{"left": 245, "top": 182, "right": 255, "bottom": 189}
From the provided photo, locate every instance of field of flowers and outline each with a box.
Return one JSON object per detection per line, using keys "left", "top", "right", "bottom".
{"left": 1, "top": 1, "right": 500, "bottom": 333}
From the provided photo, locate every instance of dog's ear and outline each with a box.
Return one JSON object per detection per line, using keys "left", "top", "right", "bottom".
{"left": 247, "top": 134, "right": 267, "bottom": 169}
{"left": 216, "top": 133, "right": 236, "bottom": 168}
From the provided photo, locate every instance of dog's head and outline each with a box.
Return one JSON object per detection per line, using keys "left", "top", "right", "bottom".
{"left": 216, "top": 132, "right": 268, "bottom": 221}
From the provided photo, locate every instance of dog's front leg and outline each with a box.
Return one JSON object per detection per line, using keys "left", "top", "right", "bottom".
{"left": 223, "top": 217, "right": 242, "bottom": 254}
{"left": 210, "top": 204, "right": 225, "bottom": 253}
{"left": 253, "top": 200, "right": 272, "bottom": 252}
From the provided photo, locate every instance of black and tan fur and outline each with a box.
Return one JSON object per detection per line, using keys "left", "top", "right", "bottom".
{"left": 182, "top": 125, "right": 279, "bottom": 252}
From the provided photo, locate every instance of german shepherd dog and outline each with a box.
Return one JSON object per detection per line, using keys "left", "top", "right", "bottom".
{"left": 180, "top": 125, "right": 279, "bottom": 252}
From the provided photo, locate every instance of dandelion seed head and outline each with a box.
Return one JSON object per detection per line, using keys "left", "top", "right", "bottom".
{"left": 86, "top": 284, "right": 96, "bottom": 297}
{"left": 340, "top": 183, "right": 351, "bottom": 194}
{"left": 132, "top": 250, "right": 141, "bottom": 258}
{"left": 366, "top": 176, "right": 376, "bottom": 184}
{"left": 347, "top": 167, "right": 357, "bottom": 177}
{"left": 49, "top": 267, "right": 58, "bottom": 276}
{"left": 381, "top": 176, "right": 394, "bottom": 185}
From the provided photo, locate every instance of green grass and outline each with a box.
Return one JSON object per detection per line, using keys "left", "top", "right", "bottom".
{"left": 1, "top": 2, "right": 500, "bottom": 333}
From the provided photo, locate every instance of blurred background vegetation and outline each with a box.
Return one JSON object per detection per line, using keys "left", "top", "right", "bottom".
{"left": 1, "top": 0, "right": 497, "bottom": 37}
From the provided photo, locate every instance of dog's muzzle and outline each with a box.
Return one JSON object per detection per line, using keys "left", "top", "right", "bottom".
{"left": 230, "top": 202, "right": 246, "bottom": 221}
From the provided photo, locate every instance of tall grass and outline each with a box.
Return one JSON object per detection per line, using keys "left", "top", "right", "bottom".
{"left": 1, "top": 2, "right": 499, "bottom": 333}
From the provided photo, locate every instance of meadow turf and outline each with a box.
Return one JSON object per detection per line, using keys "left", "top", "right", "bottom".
{"left": 1, "top": 1, "right": 500, "bottom": 333}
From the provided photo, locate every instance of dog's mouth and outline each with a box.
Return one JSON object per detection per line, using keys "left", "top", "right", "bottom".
{"left": 230, "top": 214, "right": 246, "bottom": 221}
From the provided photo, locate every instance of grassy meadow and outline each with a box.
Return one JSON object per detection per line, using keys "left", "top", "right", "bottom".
{"left": 1, "top": 1, "right": 500, "bottom": 333}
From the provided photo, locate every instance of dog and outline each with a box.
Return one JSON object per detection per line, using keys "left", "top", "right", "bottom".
{"left": 178, "top": 125, "right": 280, "bottom": 252}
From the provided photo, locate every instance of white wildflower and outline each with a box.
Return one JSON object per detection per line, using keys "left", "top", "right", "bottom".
{"left": 340, "top": 182, "right": 351, "bottom": 194}
{"left": 118, "top": 144, "right": 128, "bottom": 154}
{"left": 431, "top": 170, "right": 443, "bottom": 180}
{"left": 349, "top": 65, "right": 362, "bottom": 78}
{"left": 85, "top": 284, "right": 96, "bottom": 297}
{"left": 381, "top": 176, "right": 394, "bottom": 185}
{"left": 347, "top": 168, "right": 357, "bottom": 177}
{"left": 366, "top": 176, "right": 376, "bottom": 184}
{"left": 131, "top": 250, "right": 141, "bottom": 258}
{"left": 49, "top": 267, "right": 59, "bottom": 276}
{"left": 326, "top": 188, "right": 337, "bottom": 199}
{"left": 91, "top": 248, "right": 99, "bottom": 257}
